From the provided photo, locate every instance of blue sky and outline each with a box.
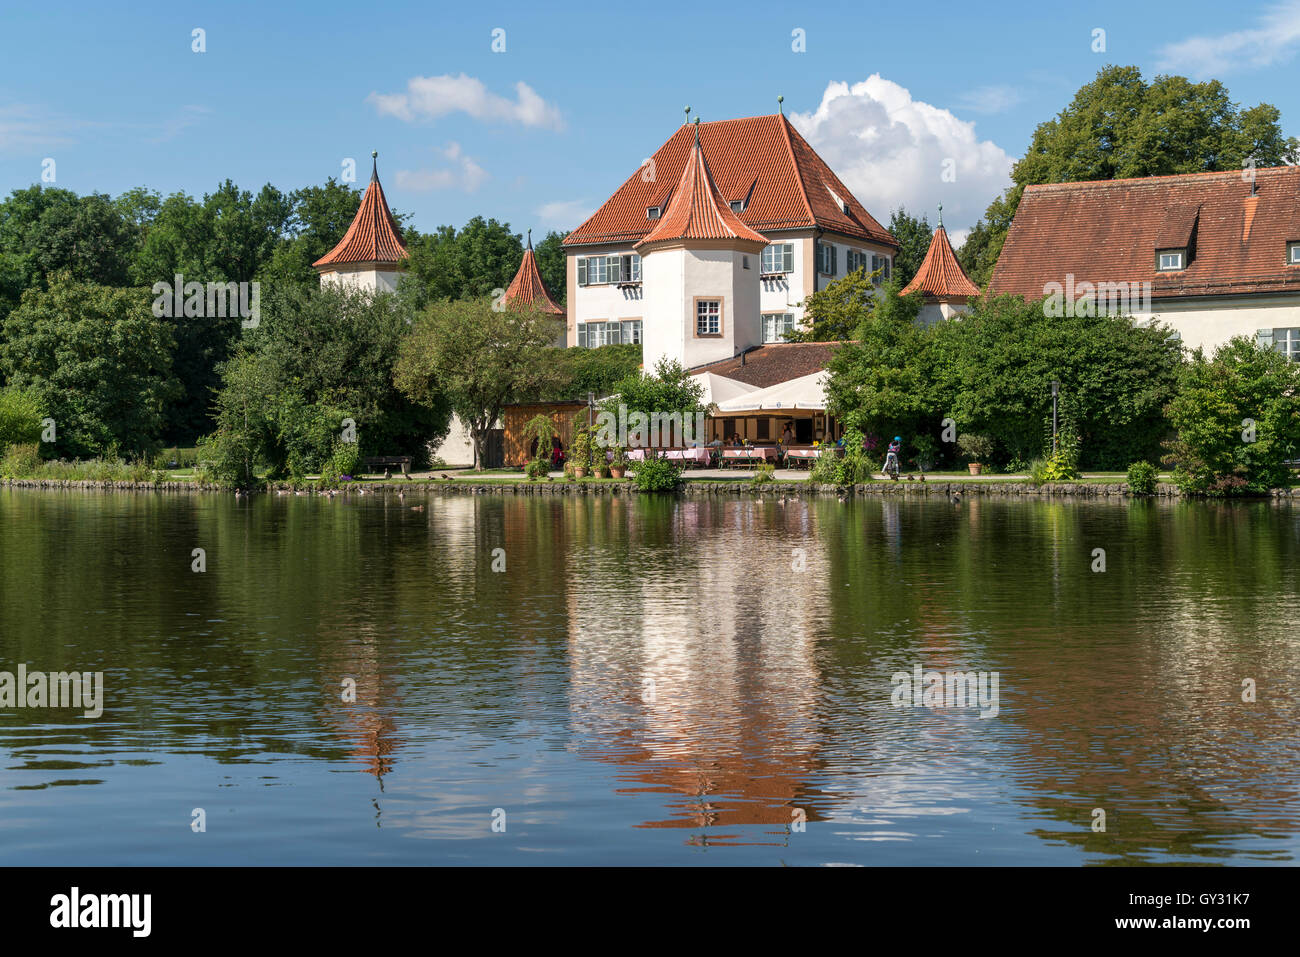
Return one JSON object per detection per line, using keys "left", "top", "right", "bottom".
{"left": 2, "top": 0, "right": 1299, "bottom": 243}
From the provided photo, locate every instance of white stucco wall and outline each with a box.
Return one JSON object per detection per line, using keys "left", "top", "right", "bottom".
{"left": 318, "top": 265, "right": 400, "bottom": 294}
{"left": 1127, "top": 295, "right": 1300, "bottom": 354}
{"left": 641, "top": 246, "right": 762, "bottom": 370}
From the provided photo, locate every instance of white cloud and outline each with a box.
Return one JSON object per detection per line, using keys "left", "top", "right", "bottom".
{"left": 956, "top": 85, "right": 1023, "bottom": 115}
{"left": 368, "top": 73, "right": 564, "bottom": 130}
{"left": 535, "top": 198, "right": 595, "bottom": 229}
{"left": 0, "top": 103, "right": 77, "bottom": 153}
{"left": 1156, "top": 0, "right": 1300, "bottom": 77}
{"left": 394, "top": 142, "right": 489, "bottom": 192}
{"left": 788, "top": 75, "right": 1015, "bottom": 236}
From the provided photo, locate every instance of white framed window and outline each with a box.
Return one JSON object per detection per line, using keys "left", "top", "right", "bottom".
{"left": 1288, "top": 242, "right": 1300, "bottom": 264}
{"left": 696, "top": 299, "right": 721, "bottom": 336}
{"left": 730, "top": 200, "right": 745, "bottom": 214}
{"left": 762, "top": 243, "right": 794, "bottom": 274}
{"left": 763, "top": 313, "right": 795, "bottom": 343}
{"left": 818, "top": 242, "right": 836, "bottom": 275}
{"left": 621, "top": 319, "right": 642, "bottom": 344}
{"left": 583, "top": 321, "right": 623, "bottom": 347}
{"left": 1157, "top": 249, "right": 1185, "bottom": 271}
{"left": 1274, "top": 327, "right": 1300, "bottom": 361}
{"left": 578, "top": 254, "right": 639, "bottom": 286}
{"left": 646, "top": 206, "right": 660, "bottom": 219}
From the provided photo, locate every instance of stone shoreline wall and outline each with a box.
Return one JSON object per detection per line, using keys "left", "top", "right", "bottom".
{"left": 5, "top": 477, "right": 1299, "bottom": 500}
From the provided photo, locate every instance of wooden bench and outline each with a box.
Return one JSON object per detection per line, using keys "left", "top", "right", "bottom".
{"left": 362, "top": 456, "right": 413, "bottom": 478}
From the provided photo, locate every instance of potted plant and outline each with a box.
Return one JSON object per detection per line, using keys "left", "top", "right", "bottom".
{"left": 571, "top": 426, "right": 591, "bottom": 478}
{"left": 609, "top": 445, "right": 629, "bottom": 479}
{"left": 957, "top": 433, "right": 994, "bottom": 475}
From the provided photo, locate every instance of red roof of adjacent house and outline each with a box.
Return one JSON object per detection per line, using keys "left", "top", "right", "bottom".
{"left": 313, "top": 155, "right": 409, "bottom": 269}
{"left": 900, "top": 224, "right": 980, "bottom": 301}
{"left": 564, "top": 114, "right": 896, "bottom": 249}
{"left": 637, "top": 128, "right": 768, "bottom": 249}
{"left": 501, "top": 235, "right": 564, "bottom": 314}
{"left": 690, "top": 341, "right": 844, "bottom": 389}
{"left": 989, "top": 166, "right": 1300, "bottom": 301}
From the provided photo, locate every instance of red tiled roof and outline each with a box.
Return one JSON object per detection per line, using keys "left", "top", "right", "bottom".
{"left": 501, "top": 237, "right": 563, "bottom": 314}
{"left": 691, "top": 341, "right": 844, "bottom": 389}
{"left": 989, "top": 166, "right": 1300, "bottom": 301}
{"left": 900, "top": 225, "right": 980, "bottom": 301}
{"left": 564, "top": 114, "right": 896, "bottom": 248}
{"left": 637, "top": 128, "right": 768, "bottom": 249}
{"left": 313, "top": 156, "right": 408, "bottom": 269}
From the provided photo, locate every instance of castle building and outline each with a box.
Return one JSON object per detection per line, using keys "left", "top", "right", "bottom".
{"left": 562, "top": 111, "right": 897, "bottom": 362}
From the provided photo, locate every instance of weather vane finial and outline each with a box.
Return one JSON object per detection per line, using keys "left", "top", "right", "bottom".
{"left": 777, "top": 95, "right": 784, "bottom": 115}
{"left": 370, "top": 150, "right": 378, "bottom": 182}
{"left": 527, "top": 227, "right": 532, "bottom": 249}
{"left": 684, "top": 105, "right": 691, "bottom": 125}
{"left": 937, "top": 202, "right": 943, "bottom": 229}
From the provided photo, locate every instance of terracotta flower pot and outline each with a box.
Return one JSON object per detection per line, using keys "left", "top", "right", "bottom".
{"left": 573, "top": 467, "right": 587, "bottom": 478}
{"left": 610, "top": 468, "right": 625, "bottom": 479}
{"left": 968, "top": 463, "right": 982, "bottom": 475}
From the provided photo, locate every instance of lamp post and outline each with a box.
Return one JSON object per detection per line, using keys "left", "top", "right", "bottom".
{"left": 1050, "top": 380, "right": 1060, "bottom": 454}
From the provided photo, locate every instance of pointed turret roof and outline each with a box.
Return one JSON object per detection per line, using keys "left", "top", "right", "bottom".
{"left": 501, "top": 230, "right": 563, "bottom": 315}
{"left": 900, "top": 211, "right": 980, "bottom": 301}
{"left": 313, "top": 152, "right": 409, "bottom": 270}
{"left": 636, "top": 124, "right": 768, "bottom": 250}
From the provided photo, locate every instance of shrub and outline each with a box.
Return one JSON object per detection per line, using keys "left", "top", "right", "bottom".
{"left": 1126, "top": 460, "right": 1159, "bottom": 495}
{"left": 1163, "top": 337, "right": 1300, "bottom": 495}
{"left": 633, "top": 454, "right": 682, "bottom": 492}
{"left": 331, "top": 441, "right": 361, "bottom": 478}
{"left": 956, "top": 432, "right": 994, "bottom": 463}
{"left": 0, "top": 386, "right": 45, "bottom": 449}
{"left": 1, "top": 442, "right": 41, "bottom": 477}
{"left": 1029, "top": 451, "right": 1080, "bottom": 484}
{"left": 524, "top": 458, "right": 549, "bottom": 481}
{"left": 752, "top": 464, "right": 775, "bottom": 484}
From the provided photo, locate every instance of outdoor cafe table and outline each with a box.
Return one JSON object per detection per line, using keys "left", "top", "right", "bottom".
{"left": 784, "top": 447, "right": 841, "bottom": 468}
{"left": 614, "top": 448, "right": 711, "bottom": 466}
{"left": 720, "top": 446, "right": 779, "bottom": 465}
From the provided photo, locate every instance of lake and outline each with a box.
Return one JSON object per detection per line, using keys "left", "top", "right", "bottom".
{"left": 1, "top": 487, "right": 1297, "bottom": 865}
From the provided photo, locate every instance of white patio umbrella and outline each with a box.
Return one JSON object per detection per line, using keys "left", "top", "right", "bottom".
{"left": 690, "top": 371, "right": 759, "bottom": 406}
{"left": 714, "top": 371, "right": 828, "bottom": 412}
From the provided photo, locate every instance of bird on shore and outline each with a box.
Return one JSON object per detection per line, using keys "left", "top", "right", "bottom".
{"left": 906, "top": 474, "right": 915, "bottom": 482}
{"left": 440, "top": 473, "right": 450, "bottom": 481}
{"left": 890, "top": 472, "right": 899, "bottom": 482}
{"left": 919, "top": 474, "right": 926, "bottom": 483}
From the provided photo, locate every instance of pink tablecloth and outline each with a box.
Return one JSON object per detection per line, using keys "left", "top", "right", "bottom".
{"left": 721, "top": 446, "right": 778, "bottom": 462}
{"left": 663, "top": 448, "right": 712, "bottom": 465}
{"left": 785, "top": 448, "right": 838, "bottom": 460}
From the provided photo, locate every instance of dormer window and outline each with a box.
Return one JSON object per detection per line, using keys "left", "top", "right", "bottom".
{"left": 826, "top": 185, "right": 849, "bottom": 215}
{"left": 646, "top": 206, "right": 661, "bottom": 220}
{"left": 1157, "top": 249, "right": 1186, "bottom": 271}
{"left": 730, "top": 200, "right": 745, "bottom": 214}
{"left": 1288, "top": 242, "right": 1300, "bottom": 265}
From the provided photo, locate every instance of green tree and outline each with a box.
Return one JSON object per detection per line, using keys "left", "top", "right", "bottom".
{"left": 958, "top": 66, "right": 1300, "bottom": 286}
{"left": 0, "top": 275, "right": 179, "bottom": 457}
{"left": 211, "top": 284, "right": 449, "bottom": 479}
{"left": 532, "top": 230, "right": 568, "bottom": 307}
{"left": 789, "top": 268, "right": 914, "bottom": 342}
{"left": 400, "top": 217, "right": 524, "bottom": 309}
{"left": 1163, "top": 337, "right": 1300, "bottom": 495}
{"left": 395, "top": 297, "right": 563, "bottom": 467}
{"left": 887, "top": 207, "right": 933, "bottom": 288}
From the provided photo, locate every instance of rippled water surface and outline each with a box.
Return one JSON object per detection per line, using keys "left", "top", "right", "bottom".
{"left": 1, "top": 488, "right": 1297, "bottom": 865}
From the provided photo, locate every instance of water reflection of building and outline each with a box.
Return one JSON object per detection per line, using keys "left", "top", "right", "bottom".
{"left": 564, "top": 498, "right": 839, "bottom": 842}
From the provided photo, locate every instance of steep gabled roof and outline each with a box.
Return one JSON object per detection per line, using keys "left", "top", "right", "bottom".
{"left": 901, "top": 223, "right": 980, "bottom": 301}
{"left": 989, "top": 166, "right": 1300, "bottom": 301}
{"left": 313, "top": 154, "right": 408, "bottom": 270}
{"left": 636, "top": 127, "right": 768, "bottom": 249}
{"left": 564, "top": 114, "right": 896, "bottom": 248}
{"left": 501, "top": 233, "right": 564, "bottom": 314}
